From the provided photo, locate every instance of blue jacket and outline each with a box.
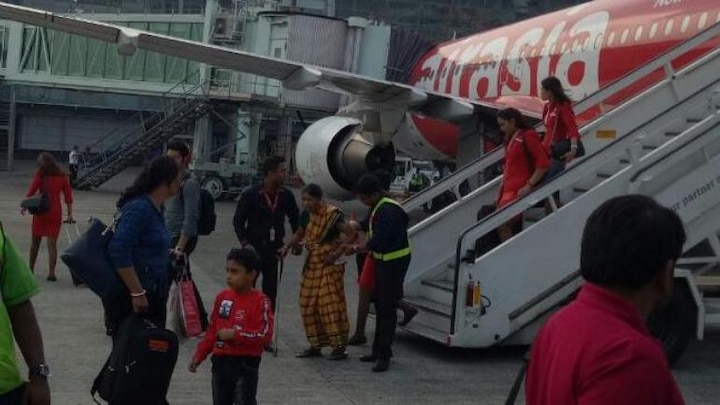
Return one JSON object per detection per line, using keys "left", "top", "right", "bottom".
{"left": 108, "top": 195, "right": 171, "bottom": 292}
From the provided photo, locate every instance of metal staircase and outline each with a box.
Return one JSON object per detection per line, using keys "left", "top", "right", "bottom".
{"left": 75, "top": 75, "right": 211, "bottom": 189}
{"left": 397, "top": 22, "right": 720, "bottom": 348}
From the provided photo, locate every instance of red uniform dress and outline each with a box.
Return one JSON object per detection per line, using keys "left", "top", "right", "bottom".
{"left": 193, "top": 289, "right": 274, "bottom": 363}
{"left": 25, "top": 171, "right": 73, "bottom": 238}
{"left": 526, "top": 283, "right": 685, "bottom": 405}
{"left": 497, "top": 129, "right": 550, "bottom": 208}
{"left": 542, "top": 100, "right": 580, "bottom": 151}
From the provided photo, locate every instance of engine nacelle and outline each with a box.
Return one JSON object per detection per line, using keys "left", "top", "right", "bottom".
{"left": 295, "top": 116, "right": 395, "bottom": 200}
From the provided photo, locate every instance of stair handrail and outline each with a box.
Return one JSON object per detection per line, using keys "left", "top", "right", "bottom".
{"left": 82, "top": 70, "right": 203, "bottom": 157}
{"left": 447, "top": 43, "right": 720, "bottom": 334}
{"left": 402, "top": 20, "right": 720, "bottom": 214}
{"left": 80, "top": 73, "right": 208, "bottom": 171}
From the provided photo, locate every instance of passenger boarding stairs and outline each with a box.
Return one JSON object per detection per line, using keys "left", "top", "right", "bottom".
{"left": 75, "top": 75, "right": 211, "bottom": 189}
{"left": 399, "top": 22, "right": 720, "bottom": 347}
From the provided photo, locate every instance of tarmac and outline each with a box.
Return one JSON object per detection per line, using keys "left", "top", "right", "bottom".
{"left": 2, "top": 160, "right": 720, "bottom": 404}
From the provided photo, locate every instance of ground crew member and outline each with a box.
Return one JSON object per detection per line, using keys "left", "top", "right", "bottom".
{"left": 349, "top": 173, "right": 411, "bottom": 372}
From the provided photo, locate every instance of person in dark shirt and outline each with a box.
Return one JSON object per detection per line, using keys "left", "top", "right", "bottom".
{"left": 233, "top": 156, "right": 299, "bottom": 352}
{"left": 347, "top": 173, "right": 411, "bottom": 372}
{"left": 348, "top": 169, "right": 416, "bottom": 346}
{"left": 106, "top": 156, "right": 180, "bottom": 332}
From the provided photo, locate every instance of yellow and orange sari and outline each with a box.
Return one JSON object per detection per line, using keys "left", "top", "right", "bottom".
{"left": 299, "top": 203, "right": 349, "bottom": 349}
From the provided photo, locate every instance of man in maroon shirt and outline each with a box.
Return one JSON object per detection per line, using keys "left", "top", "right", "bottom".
{"left": 526, "top": 195, "right": 686, "bottom": 405}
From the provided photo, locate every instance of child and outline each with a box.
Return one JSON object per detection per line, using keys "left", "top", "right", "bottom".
{"left": 189, "top": 248, "right": 274, "bottom": 405}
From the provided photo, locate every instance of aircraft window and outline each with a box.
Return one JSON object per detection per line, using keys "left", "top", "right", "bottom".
{"left": 540, "top": 46, "right": 547, "bottom": 56}
{"left": 455, "top": 67, "right": 461, "bottom": 76}
{"left": 698, "top": 12, "right": 708, "bottom": 30}
{"left": 594, "top": 33, "right": 604, "bottom": 50}
{"left": 550, "top": 44, "right": 557, "bottom": 54}
{"left": 607, "top": 31, "right": 615, "bottom": 46}
{"left": 649, "top": 22, "right": 658, "bottom": 39}
{"left": 635, "top": 26, "right": 643, "bottom": 42}
{"left": 621, "top": 28, "right": 629, "bottom": 44}
{"left": 665, "top": 19, "right": 674, "bottom": 36}
{"left": 681, "top": 15, "right": 690, "bottom": 33}
{"left": 582, "top": 37, "right": 590, "bottom": 52}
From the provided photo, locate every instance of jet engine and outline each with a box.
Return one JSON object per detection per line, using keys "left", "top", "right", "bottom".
{"left": 295, "top": 116, "right": 395, "bottom": 200}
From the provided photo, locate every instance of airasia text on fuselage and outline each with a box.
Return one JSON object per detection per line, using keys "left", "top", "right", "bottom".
{"left": 410, "top": 10, "right": 610, "bottom": 102}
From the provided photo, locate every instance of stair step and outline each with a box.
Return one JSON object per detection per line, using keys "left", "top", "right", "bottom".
{"left": 399, "top": 320, "right": 449, "bottom": 345}
{"left": 421, "top": 279, "right": 454, "bottom": 292}
{"left": 402, "top": 296, "right": 451, "bottom": 318}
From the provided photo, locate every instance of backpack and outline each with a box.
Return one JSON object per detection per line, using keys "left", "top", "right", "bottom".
{"left": 181, "top": 175, "right": 216, "bottom": 236}
{"left": 197, "top": 188, "right": 216, "bottom": 236}
{"left": 92, "top": 314, "right": 178, "bottom": 405}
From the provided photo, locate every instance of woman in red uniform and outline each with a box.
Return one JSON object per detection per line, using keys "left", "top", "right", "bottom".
{"left": 496, "top": 108, "right": 549, "bottom": 241}
{"left": 23, "top": 152, "right": 74, "bottom": 281}
{"left": 540, "top": 76, "right": 581, "bottom": 179}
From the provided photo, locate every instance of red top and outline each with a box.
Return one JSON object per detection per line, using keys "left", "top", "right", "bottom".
{"left": 501, "top": 129, "right": 550, "bottom": 194}
{"left": 193, "top": 289, "right": 273, "bottom": 362}
{"left": 526, "top": 283, "right": 685, "bottom": 405}
{"left": 26, "top": 171, "right": 73, "bottom": 238}
{"left": 542, "top": 101, "right": 580, "bottom": 150}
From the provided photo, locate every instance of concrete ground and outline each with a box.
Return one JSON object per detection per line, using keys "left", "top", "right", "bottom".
{"left": 3, "top": 160, "right": 720, "bottom": 404}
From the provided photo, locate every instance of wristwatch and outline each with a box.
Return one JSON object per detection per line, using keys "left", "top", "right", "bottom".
{"left": 29, "top": 363, "right": 51, "bottom": 379}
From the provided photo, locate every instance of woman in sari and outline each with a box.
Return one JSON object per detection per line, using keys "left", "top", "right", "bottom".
{"left": 279, "top": 183, "right": 356, "bottom": 360}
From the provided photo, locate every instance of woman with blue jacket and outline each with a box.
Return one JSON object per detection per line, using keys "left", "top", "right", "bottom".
{"left": 106, "top": 156, "right": 180, "bottom": 330}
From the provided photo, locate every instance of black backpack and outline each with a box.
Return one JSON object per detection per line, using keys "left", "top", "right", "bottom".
{"left": 92, "top": 314, "right": 178, "bottom": 405}
{"left": 197, "top": 188, "right": 216, "bottom": 236}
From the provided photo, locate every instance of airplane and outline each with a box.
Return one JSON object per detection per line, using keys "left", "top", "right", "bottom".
{"left": 0, "top": 0, "right": 718, "bottom": 199}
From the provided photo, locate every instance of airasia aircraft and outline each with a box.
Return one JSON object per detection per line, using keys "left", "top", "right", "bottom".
{"left": 0, "top": 0, "right": 718, "bottom": 198}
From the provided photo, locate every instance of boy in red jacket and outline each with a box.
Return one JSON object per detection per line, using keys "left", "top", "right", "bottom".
{"left": 189, "top": 248, "right": 274, "bottom": 405}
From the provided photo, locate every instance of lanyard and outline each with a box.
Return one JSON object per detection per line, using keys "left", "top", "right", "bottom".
{"left": 261, "top": 190, "right": 279, "bottom": 215}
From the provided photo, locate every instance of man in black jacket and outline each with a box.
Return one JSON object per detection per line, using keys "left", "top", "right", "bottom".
{"left": 233, "top": 156, "right": 299, "bottom": 351}
{"left": 348, "top": 173, "right": 412, "bottom": 372}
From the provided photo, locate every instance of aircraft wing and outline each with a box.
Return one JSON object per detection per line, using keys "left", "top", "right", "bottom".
{"left": 0, "top": 3, "right": 541, "bottom": 122}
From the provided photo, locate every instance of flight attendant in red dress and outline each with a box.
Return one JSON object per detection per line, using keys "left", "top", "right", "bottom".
{"left": 495, "top": 108, "right": 549, "bottom": 242}
{"left": 23, "top": 152, "right": 74, "bottom": 281}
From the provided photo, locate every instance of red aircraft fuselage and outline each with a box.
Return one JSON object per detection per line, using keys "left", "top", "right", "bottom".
{"left": 398, "top": 0, "right": 720, "bottom": 160}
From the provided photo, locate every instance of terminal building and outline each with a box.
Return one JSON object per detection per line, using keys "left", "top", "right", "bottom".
{"left": 0, "top": 0, "right": 590, "bottom": 198}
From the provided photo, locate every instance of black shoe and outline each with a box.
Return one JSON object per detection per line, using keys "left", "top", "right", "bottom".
{"left": 372, "top": 358, "right": 390, "bottom": 372}
{"left": 46, "top": 275, "right": 57, "bottom": 282}
{"left": 105, "top": 327, "right": 115, "bottom": 336}
{"left": 295, "top": 347, "right": 322, "bottom": 358}
{"left": 348, "top": 335, "right": 367, "bottom": 346}
{"left": 327, "top": 347, "right": 348, "bottom": 361}
{"left": 265, "top": 343, "right": 277, "bottom": 353}
{"left": 398, "top": 307, "right": 418, "bottom": 327}
{"left": 359, "top": 354, "right": 377, "bottom": 363}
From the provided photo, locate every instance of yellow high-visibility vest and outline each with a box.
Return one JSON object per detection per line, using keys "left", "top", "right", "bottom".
{"left": 369, "top": 197, "right": 411, "bottom": 261}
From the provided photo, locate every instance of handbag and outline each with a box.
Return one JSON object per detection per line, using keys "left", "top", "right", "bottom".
{"left": 177, "top": 261, "right": 203, "bottom": 338}
{"left": 166, "top": 280, "right": 183, "bottom": 336}
{"left": 547, "top": 105, "right": 585, "bottom": 161}
{"left": 21, "top": 176, "right": 50, "bottom": 215}
{"left": 60, "top": 217, "right": 124, "bottom": 299}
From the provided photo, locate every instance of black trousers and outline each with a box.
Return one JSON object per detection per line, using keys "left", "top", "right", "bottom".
{"left": 211, "top": 356, "right": 261, "bottom": 405}
{"left": 253, "top": 243, "right": 280, "bottom": 312}
{"left": 0, "top": 384, "right": 24, "bottom": 405}
{"left": 371, "top": 255, "right": 411, "bottom": 360}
